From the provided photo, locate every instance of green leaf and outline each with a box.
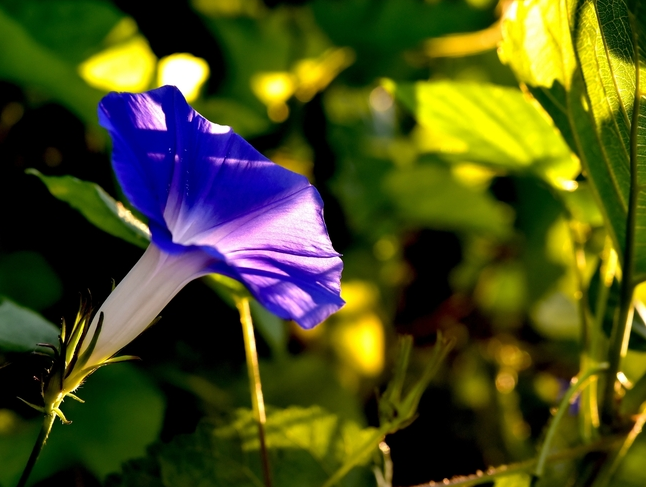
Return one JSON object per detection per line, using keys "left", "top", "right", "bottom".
{"left": 157, "top": 406, "right": 376, "bottom": 487}
{"left": 0, "top": 298, "right": 60, "bottom": 352}
{"left": 0, "top": 0, "right": 123, "bottom": 64}
{"left": 383, "top": 162, "right": 513, "bottom": 238}
{"left": 29, "top": 170, "right": 150, "bottom": 249}
{"left": 389, "top": 80, "right": 579, "bottom": 188}
{"left": 0, "top": 251, "right": 62, "bottom": 310}
{"left": 499, "top": 0, "right": 646, "bottom": 284}
{"left": 0, "top": 5, "right": 104, "bottom": 123}
{"left": 0, "top": 363, "right": 165, "bottom": 486}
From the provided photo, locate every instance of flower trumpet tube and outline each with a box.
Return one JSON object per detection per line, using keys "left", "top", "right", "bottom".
{"left": 73, "top": 85, "right": 344, "bottom": 374}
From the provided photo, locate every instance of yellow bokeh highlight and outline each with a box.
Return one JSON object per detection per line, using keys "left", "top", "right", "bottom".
{"left": 79, "top": 36, "right": 157, "bottom": 93}
{"left": 340, "top": 280, "right": 378, "bottom": 314}
{"left": 0, "top": 409, "right": 21, "bottom": 435}
{"left": 157, "top": 53, "right": 210, "bottom": 103}
{"left": 251, "top": 72, "right": 295, "bottom": 123}
{"left": 251, "top": 72, "right": 295, "bottom": 106}
{"left": 334, "top": 314, "right": 385, "bottom": 377}
{"left": 373, "top": 235, "right": 398, "bottom": 261}
{"left": 294, "top": 48, "right": 355, "bottom": 102}
{"left": 251, "top": 48, "right": 354, "bottom": 123}
{"left": 331, "top": 281, "right": 385, "bottom": 378}
{"left": 533, "top": 372, "right": 562, "bottom": 403}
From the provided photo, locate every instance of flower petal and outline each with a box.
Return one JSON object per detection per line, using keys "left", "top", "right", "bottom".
{"left": 99, "top": 86, "right": 344, "bottom": 328}
{"left": 83, "top": 243, "right": 215, "bottom": 365}
{"left": 208, "top": 250, "right": 344, "bottom": 329}
{"left": 98, "top": 86, "right": 230, "bottom": 243}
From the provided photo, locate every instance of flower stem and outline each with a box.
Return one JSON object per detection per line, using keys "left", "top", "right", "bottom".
{"left": 17, "top": 412, "right": 56, "bottom": 487}
{"left": 236, "top": 297, "right": 272, "bottom": 487}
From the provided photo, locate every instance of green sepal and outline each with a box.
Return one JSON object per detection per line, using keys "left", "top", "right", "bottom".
{"left": 17, "top": 397, "right": 45, "bottom": 414}
{"left": 73, "top": 311, "right": 104, "bottom": 373}
{"left": 102, "top": 355, "right": 141, "bottom": 365}
{"left": 66, "top": 393, "right": 85, "bottom": 403}
{"left": 64, "top": 299, "right": 94, "bottom": 373}
{"left": 53, "top": 407, "right": 71, "bottom": 424}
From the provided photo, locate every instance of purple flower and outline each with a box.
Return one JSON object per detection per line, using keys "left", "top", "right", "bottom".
{"left": 80, "top": 85, "right": 344, "bottom": 367}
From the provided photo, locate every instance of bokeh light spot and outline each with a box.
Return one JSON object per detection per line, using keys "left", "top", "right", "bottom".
{"left": 79, "top": 36, "right": 157, "bottom": 93}
{"left": 157, "top": 53, "right": 210, "bottom": 103}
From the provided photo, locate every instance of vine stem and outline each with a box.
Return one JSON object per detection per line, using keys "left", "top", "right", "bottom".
{"left": 533, "top": 364, "right": 608, "bottom": 481}
{"left": 413, "top": 435, "right": 623, "bottom": 487}
{"left": 17, "top": 411, "right": 56, "bottom": 487}
{"left": 236, "top": 297, "right": 272, "bottom": 487}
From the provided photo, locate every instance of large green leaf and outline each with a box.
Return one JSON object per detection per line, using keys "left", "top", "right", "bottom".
{"left": 157, "top": 406, "right": 376, "bottom": 487}
{"left": 29, "top": 170, "right": 150, "bottom": 249}
{"left": 390, "top": 80, "right": 579, "bottom": 188}
{"left": 0, "top": 0, "right": 123, "bottom": 64}
{"left": 384, "top": 163, "right": 513, "bottom": 238}
{"left": 0, "top": 298, "right": 59, "bottom": 352}
{"left": 499, "top": 0, "right": 646, "bottom": 284}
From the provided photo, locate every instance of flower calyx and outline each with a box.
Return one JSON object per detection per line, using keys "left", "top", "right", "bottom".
{"left": 20, "top": 297, "right": 139, "bottom": 424}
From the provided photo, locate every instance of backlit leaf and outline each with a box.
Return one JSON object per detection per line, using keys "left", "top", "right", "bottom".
{"left": 391, "top": 80, "right": 579, "bottom": 188}
{"left": 499, "top": 0, "right": 646, "bottom": 284}
{"left": 29, "top": 170, "right": 150, "bottom": 249}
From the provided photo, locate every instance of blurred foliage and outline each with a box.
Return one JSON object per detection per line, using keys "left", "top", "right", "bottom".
{"left": 3, "top": 0, "right": 646, "bottom": 486}
{"left": 112, "top": 406, "right": 377, "bottom": 487}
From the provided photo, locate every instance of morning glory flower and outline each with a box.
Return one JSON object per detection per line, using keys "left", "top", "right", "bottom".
{"left": 77, "top": 85, "right": 344, "bottom": 369}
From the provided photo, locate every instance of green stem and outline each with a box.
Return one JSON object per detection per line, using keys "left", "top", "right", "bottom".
{"left": 17, "top": 412, "right": 56, "bottom": 487}
{"left": 569, "top": 220, "right": 600, "bottom": 442}
{"left": 534, "top": 365, "right": 608, "bottom": 480}
{"left": 236, "top": 297, "right": 272, "bottom": 487}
